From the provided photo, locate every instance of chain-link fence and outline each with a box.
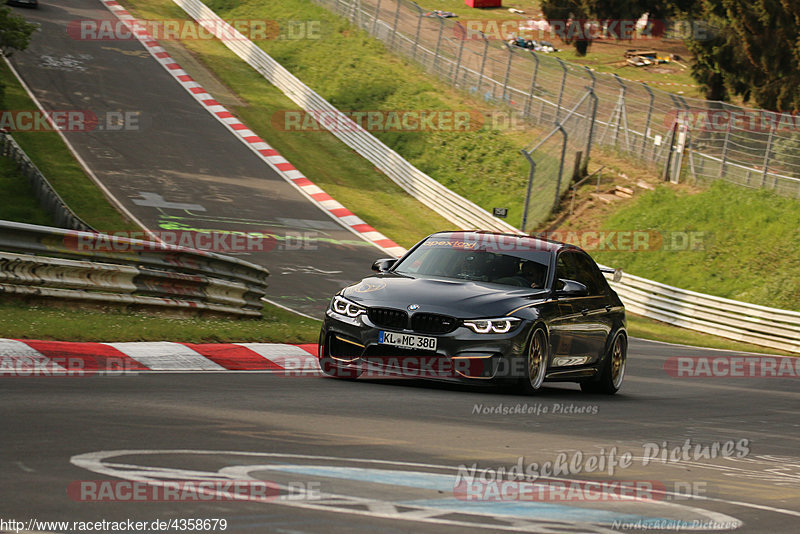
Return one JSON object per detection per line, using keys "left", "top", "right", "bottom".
{"left": 315, "top": 0, "right": 800, "bottom": 226}
{"left": 520, "top": 88, "right": 597, "bottom": 230}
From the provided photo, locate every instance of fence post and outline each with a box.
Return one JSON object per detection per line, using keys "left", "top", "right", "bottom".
{"left": 372, "top": 0, "right": 382, "bottom": 35}
{"left": 671, "top": 115, "right": 688, "bottom": 183}
{"left": 582, "top": 67, "right": 596, "bottom": 161}
{"left": 523, "top": 50, "right": 539, "bottom": 120}
{"left": 676, "top": 94, "right": 694, "bottom": 181}
{"left": 641, "top": 83, "right": 654, "bottom": 159}
{"left": 553, "top": 125, "right": 568, "bottom": 211}
{"left": 718, "top": 123, "right": 731, "bottom": 178}
{"left": 350, "top": 0, "right": 361, "bottom": 26}
{"left": 584, "top": 66, "right": 596, "bottom": 91}
{"left": 761, "top": 120, "right": 775, "bottom": 187}
{"left": 452, "top": 22, "right": 465, "bottom": 85}
{"left": 411, "top": 3, "right": 423, "bottom": 61}
{"left": 520, "top": 149, "right": 536, "bottom": 232}
{"left": 612, "top": 74, "right": 630, "bottom": 150}
{"left": 476, "top": 32, "right": 489, "bottom": 94}
{"left": 432, "top": 15, "right": 444, "bottom": 72}
{"left": 585, "top": 87, "right": 598, "bottom": 172}
{"left": 502, "top": 45, "right": 513, "bottom": 103}
{"left": 555, "top": 58, "right": 567, "bottom": 123}
{"left": 662, "top": 121, "right": 678, "bottom": 181}
{"left": 389, "top": 0, "right": 401, "bottom": 50}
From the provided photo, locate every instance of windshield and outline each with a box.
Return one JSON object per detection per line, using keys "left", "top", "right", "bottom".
{"left": 393, "top": 236, "right": 551, "bottom": 289}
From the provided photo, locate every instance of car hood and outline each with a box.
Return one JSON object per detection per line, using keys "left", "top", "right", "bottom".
{"left": 341, "top": 275, "right": 547, "bottom": 318}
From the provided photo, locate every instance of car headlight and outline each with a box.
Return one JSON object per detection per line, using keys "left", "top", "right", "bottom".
{"left": 331, "top": 295, "right": 366, "bottom": 318}
{"left": 463, "top": 317, "right": 521, "bottom": 334}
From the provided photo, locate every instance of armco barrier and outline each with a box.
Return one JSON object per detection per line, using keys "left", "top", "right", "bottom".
{"left": 607, "top": 272, "right": 800, "bottom": 354}
{"left": 0, "top": 131, "right": 93, "bottom": 232}
{"left": 0, "top": 221, "right": 270, "bottom": 318}
{"left": 171, "top": 0, "right": 518, "bottom": 234}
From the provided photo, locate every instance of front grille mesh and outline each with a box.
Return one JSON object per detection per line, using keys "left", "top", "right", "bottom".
{"left": 368, "top": 308, "right": 408, "bottom": 330}
{"left": 411, "top": 313, "right": 458, "bottom": 334}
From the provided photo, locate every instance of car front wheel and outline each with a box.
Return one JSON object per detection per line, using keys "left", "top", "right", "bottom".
{"left": 517, "top": 327, "right": 548, "bottom": 394}
{"left": 581, "top": 332, "right": 626, "bottom": 394}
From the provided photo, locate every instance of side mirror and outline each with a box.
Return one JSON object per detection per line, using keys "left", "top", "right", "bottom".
{"left": 371, "top": 258, "right": 397, "bottom": 272}
{"left": 599, "top": 266, "right": 623, "bottom": 282}
{"left": 556, "top": 279, "right": 588, "bottom": 297}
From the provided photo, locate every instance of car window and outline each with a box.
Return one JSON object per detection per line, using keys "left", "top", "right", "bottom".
{"left": 572, "top": 253, "right": 606, "bottom": 295}
{"left": 555, "top": 251, "right": 578, "bottom": 283}
{"left": 393, "top": 237, "right": 550, "bottom": 287}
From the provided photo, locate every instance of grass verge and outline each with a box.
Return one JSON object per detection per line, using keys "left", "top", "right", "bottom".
{"left": 0, "top": 300, "right": 320, "bottom": 343}
{"left": 588, "top": 180, "right": 800, "bottom": 311}
{"left": 0, "top": 60, "right": 137, "bottom": 232}
{"left": 0, "top": 155, "right": 53, "bottom": 225}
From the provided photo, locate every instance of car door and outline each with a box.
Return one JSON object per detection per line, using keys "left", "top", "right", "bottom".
{"left": 570, "top": 252, "right": 614, "bottom": 363}
{"left": 548, "top": 251, "right": 583, "bottom": 362}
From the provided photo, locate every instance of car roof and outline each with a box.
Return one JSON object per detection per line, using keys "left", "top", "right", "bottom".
{"left": 427, "top": 231, "right": 579, "bottom": 254}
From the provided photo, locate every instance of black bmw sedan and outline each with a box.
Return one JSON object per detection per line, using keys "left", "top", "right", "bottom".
{"left": 319, "top": 231, "right": 626, "bottom": 394}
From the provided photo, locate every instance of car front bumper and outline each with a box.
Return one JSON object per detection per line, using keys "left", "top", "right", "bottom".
{"left": 321, "top": 309, "right": 534, "bottom": 380}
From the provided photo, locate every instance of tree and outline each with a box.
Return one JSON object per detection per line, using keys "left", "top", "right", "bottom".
{"left": 0, "top": 6, "right": 38, "bottom": 58}
{"left": 0, "top": 6, "right": 38, "bottom": 108}
{"left": 669, "top": 0, "right": 800, "bottom": 112}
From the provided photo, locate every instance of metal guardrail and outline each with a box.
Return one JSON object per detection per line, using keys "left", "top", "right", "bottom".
{"left": 0, "top": 131, "right": 93, "bottom": 232}
{"left": 606, "top": 271, "right": 800, "bottom": 354}
{"left": 0, "top": 221, "right": 271, "bottom": 318}
{"left": 172, "top": 0, "right": 518, "bottom": 234}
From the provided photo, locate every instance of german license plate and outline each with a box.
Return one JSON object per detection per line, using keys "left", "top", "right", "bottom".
{"left": 378, "top": 331, "right": 437, "bottom": 351}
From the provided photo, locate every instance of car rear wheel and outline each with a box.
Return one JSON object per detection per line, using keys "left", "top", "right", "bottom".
{"left": 318, "top": 332, "right": 363, "bottom": 379}
{"left": 518, "top": 327, "right": 548, "bottom": 394}
{"left": 581, "top": 332, "right": 626, "bottom": 394}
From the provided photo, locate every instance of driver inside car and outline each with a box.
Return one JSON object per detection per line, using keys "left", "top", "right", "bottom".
{"left": 495, "top": 260, "right": 547, "bottom": 288}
